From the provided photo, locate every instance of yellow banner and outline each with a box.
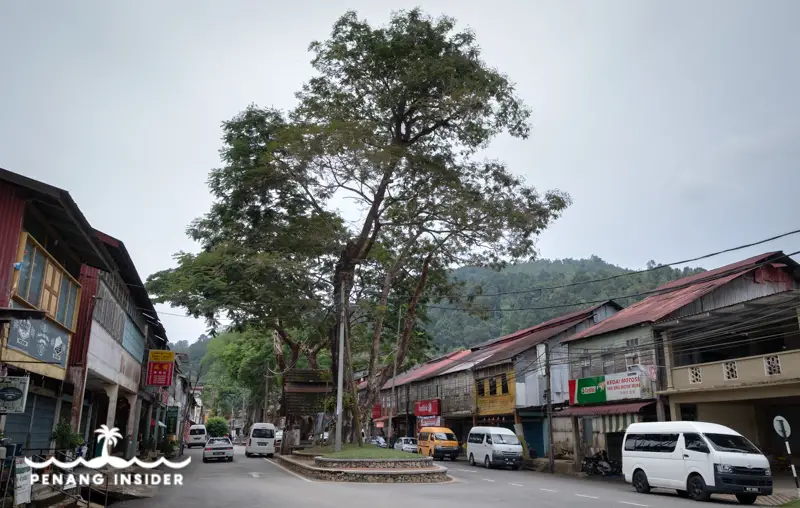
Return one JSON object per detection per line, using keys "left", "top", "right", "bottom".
{"left": 149, "top": 350, "right": 175, "bottom": 362}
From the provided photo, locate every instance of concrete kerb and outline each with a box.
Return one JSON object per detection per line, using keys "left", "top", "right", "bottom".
{"left": 277, "top": 454, "right": 451, "bottom": 483}
{"left": 314, "top": 456, "right": 434, "bottom": 469}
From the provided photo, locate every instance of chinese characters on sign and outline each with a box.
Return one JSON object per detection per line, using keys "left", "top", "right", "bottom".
{"left": 146, "top": 350, "right": 175, "bottom": 387}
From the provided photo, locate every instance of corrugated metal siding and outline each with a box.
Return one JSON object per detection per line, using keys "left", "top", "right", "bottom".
{"left": 70, "top": 265, "right": 99, "bottom": 367}
{"left": 0, "top": 182, "right": 25, "bottom": 306}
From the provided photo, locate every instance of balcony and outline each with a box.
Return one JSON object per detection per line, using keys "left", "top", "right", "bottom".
{"left": 670, "top": 349, "right": 800, "bottom": 392}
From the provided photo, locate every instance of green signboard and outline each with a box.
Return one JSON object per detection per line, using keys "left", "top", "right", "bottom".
{"left": 166, "top": 406, "right": 180, "bottom": 435}
{"left": 572, "top": 376, "right": 607, "bottom": 404}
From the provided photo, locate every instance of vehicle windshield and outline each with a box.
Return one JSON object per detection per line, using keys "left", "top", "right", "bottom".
{"left": 435, "top": 432, "right": 457, "bottom": 441}
{"left": 208, "top": 438, "right": 230, "bottom": 445}
{"left": 704, "top": 433, "right": 760, "bottom": 454}
{"left": 190, "top": 428, "right": 205, "bottom": 435}
{"left": 492, "top": 434, "right": 520, "bottom": 445}
{"left": 252, "top": 428, "right": 274, "bottom": 438}
{"left": 407, "top": 438, "right": 417, "bottom": 445}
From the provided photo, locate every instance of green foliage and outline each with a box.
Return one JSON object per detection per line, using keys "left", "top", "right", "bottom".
{"left": 160, "top": 438, "right": 177, "bottom": 456}
{"left": 205, "top": 417, "right": 229, "bottom": 437}
{"left": 169, "top": 335, "right": 210, "bottom": 379}
{"left": 51, "top": 420, "right": 83, "bottom": 449}
{"left": 426, "top": 256, "right": 705, "bottom": 350}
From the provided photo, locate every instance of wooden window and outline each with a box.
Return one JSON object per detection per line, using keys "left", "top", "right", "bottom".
{"left": 489, "top": 377, "right": 497, "bottom": 396}
{"left": 15, "top": 233, "right": 80, "bottom": 330}
{"left": 476, "top": 379, "right": 485, "bottom": 397}
{"left": 500, "top": 373, "right": 509, "bottom": 394}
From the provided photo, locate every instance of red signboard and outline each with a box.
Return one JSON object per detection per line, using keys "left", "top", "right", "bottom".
{"left": 414, "top": 398, "right": 440, "bottom": 417}
{"left": 372, "top": 404, "right": 381, "bottom": 419}
{"left": 146, "top": 361, "right": 174, "bottom": 386}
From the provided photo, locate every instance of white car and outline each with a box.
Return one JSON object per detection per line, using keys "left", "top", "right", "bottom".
{"left": 202, "top": 437, "right": 234, "bottom": 463}
{"left": 246, "top": 422, "right": 276, "bottom": 458}
{"left": 394, "top": 437, "right": 418, "bottom": 453}
{"left": 274, "top": 430, "right": 283, "bottom": 449}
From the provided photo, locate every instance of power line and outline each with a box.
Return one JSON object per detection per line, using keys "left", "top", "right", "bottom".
{"left": 427, "top": 250, "right": 800, "bottom": 312}
{"left": 463, "top": 227, "right": 800, "bottom": 298}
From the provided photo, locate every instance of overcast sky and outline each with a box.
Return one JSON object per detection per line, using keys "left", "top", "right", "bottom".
{"left": 2, "top": 0, "right": 799, "bottom": 344}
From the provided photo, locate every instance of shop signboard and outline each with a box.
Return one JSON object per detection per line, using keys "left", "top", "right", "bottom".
{"left": 0, "top": 376, "right": 29, "bottom": 413}
{"left": 146, "top": 350, "right": 175, "bottom": 387}
{"left": 166, "top": 405, "right": 179, "bottom": 435}
{"left": 568, "top": 371, "right": 653, "bottom": 405}
{"left": 417, "top": 415, "right": 441, "bottom": 432}
{"left": 372, "top": 404, "right": 381, "bottom": 419}
{"left": 414, "top": 398, "right": 440, "bottom": 417}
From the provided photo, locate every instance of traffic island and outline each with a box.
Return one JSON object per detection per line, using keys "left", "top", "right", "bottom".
{"left": 276, "top": 450, "right": 450, "bottom": 483}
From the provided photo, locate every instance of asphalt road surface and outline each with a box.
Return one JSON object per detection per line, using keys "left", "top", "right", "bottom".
{"left": 113, "top": 446, "right": 749, "bottom": 508}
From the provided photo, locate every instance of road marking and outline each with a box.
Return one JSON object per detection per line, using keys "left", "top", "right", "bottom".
{"left": 540, "top": 488, "right": 558, "bottom": 492}
{"left": 248, "top": 472, "right": 261, "bottom": 478}
{"left": 618, "top": 502, "right": 649, "bottom": 507}
{"left": 263, "top": 458, "right": 313, "bottom": 483}
{"left": 509, "top": 483, "right": 524, "bottom": 487}
{"left": 482, "top": 478, "right": 495, "bottom": 482}
{"left": 455, "top": 468, "right": 477, "bottom": 473}
{"left": 575, "top": 494, "right": 600, "bottom": 499}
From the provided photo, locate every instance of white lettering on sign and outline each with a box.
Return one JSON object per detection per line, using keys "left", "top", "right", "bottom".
{"left": 581, "top": 386, "right": 597, "bottom": 395}
{"left": 605, "top": 373, "right": 649, "bottom": 401}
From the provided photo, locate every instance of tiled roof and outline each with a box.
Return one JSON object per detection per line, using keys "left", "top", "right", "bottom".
{"left": 561, "top": 252, "right": 788, "bottom": 343}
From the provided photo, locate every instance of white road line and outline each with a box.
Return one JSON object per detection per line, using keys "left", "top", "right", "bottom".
{"left": 509, "top": 483, "right": 524, "bottom": 487}
{"left": 455, "top": 468, "right": 477, "bottom": 473}
{"left": 575, "top": 494, "right": 600, "bottom": 499}
{"left": 540, "top": 488, "right": 558, "bottom": 492}
{"left": 263, "top": 458, "right": 313, "bottom": 483}
{"left": 618, "top": 502, "right": 649, "bottom": 507}
{"left": 482, "top": 478, "right": 495, "bottom": 482}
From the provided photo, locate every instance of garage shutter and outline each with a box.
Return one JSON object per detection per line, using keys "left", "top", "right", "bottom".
{"left": 29, "top": 395, "right": 57, "bottom": 452}
{"left": 4, "top": 396, "right": 34, "bottom": 454}
{"left": 522, "top": 420, "right": 545, "bottom": 458}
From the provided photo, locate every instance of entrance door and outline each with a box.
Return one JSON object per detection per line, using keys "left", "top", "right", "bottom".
{"left": 522, "top": 420, "right": 544, "bottom": 458}
{"left": 682, "top": 433, "right": 712, "bottom": 489}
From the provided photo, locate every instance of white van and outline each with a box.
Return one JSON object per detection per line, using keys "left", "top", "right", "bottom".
{"left": 187, "top": 424, "right": 207, "bottom": 448}
{"left": 623, "top": 421, "right": 771, "bottom": 505}
{"left": 466, "top": 426, "right": 523, "bottom": 470}
{"left": 245, "top": 423, "right": 276, "bottom": 458}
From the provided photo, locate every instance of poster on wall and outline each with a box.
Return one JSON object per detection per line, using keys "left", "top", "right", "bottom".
{"left": 568, "top": 372, "right": 653, "bottom": 405}
{"left": 7, "top": 318, "right": 69, "bottom": 368}
{"left": 0, "top": 376, "right": 29, "bottom": 413}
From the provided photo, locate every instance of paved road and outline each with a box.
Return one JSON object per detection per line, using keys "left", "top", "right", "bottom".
{"left": 113, "top": 447, "right": 749, "bottom": 508}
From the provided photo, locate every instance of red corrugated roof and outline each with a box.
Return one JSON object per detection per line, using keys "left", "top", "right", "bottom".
{"left": 357, "top": 349, "right": 472, "bottom": 391}
{"left": 562, "top": 252, "right": 785, "bottom": 343}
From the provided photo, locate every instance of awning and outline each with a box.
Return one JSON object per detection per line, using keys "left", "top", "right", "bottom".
{"left": 554, "top": 401, "right": 653, "bottom": 418}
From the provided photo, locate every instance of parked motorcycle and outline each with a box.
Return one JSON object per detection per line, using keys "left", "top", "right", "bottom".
{"left": 581, "top": 450, "right": 621, "bottom": 476}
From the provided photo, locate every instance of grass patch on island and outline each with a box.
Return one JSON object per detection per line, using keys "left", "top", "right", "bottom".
{"left": 781, "top": 501, "right": 800, "bottom": 508}
{"left": 303, "top": 443, "right": 414, "bottom": 459}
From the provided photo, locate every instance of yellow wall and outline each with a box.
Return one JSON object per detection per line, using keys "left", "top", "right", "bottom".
{"left": 476, "top": 369, "right": 516, "bottom": 416}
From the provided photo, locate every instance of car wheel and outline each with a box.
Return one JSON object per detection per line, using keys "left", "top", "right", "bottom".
{"left": 267, "top": 453, "right": 274, "bottom": 458}
{"left": 228, "top": 457, "right": 234, "bottom": 462}
{"left": 469, "top": 453, "right": 476, "bottom": 466}
{"left": 677, "top": 490, "right": 689, "bottom": 498}
{"left": 202, "top": 458, "right": 208, "bottom": 463}
{"left": 687, "top": 474, "right": 710, "bottom": 501}
{"left": 512, "top": 465, "right": 520, "bottom": 471}
{"left": 451, "top": 455, "right": 457, "bottom": 461}
{"left": 245, "top": 452, "right": 251, "bottom": 458}
{"left": 484, "top": 455, "right": 491, "bottom": 469}
{"left": 633, "top": 469, "right": 650, "bottom": 494}
{"left": 735, "top": 494, "right": 757, "bottom": 505}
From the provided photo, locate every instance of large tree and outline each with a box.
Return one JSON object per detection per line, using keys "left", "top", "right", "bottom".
{"left": 291, "top": 9, "right": 570, "bottom": 406}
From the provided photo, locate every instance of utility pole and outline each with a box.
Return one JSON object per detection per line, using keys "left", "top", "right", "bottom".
{"left": 545, "top": 343, "right": 555, "bottom": 474}
{"left": 334, "top": 280, "right": 346, "bottom": 452}
{"left": 387, "top": 306, "right": 402, "bottom": 442}
{"left": 264, "top": 366, "right": 270, "bottom": 422}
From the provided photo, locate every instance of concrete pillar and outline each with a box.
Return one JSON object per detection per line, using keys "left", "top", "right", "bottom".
{"left": 143, "top": 403, "right": 153, "bottom": 443}
{"left": 127, "top": 396, "right": 142, "bottom": 460}
{"left": 656, "top": 395, "right": 666, "bottom": 422}
{"left": 153, "top": 405, "right": 162, "bottom": 449}
{"left": 104, "top": 384, "right": 119, "bottom": 428}
{"left": 662, "top": 333, "right": 675, "bottom": 390}
{"left": 69, "top": 366, "right": 88, "bottom": 433}
{"left": 669, "top": 399, "right": 680, "bottom": 421}
{"left": 571, "top": 415, "right": 582, "bottom": 468}
{"left": 83, "top": 402, "right": 94, "bottom": 443}
{"left": 51, "top": 396, "right": 63, "bottom": 452}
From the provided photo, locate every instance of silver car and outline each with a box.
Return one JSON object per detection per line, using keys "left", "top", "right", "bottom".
{"left": 203, "top": 437, "right": 234, "bottom": 463}
{"left": 393, "top": 437, "right": 418, "bottom": 453}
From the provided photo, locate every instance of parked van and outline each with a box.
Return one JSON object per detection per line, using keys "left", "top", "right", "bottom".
{"left": 187, "top": 424, "right": 207, "bottom": 448}
{"left": 417, "top": 426, "right": 460, "bottom": 460}
{"left": 623, "top": 421, "right": 771, "bottom": 505}
{"left": 467, "top": 426, "right": 523, "bottom": 470}
{"left": 245, "top": 423, "right": 276, "bottom": 458}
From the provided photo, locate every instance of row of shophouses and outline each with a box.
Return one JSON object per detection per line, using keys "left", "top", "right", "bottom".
{"left": 0, "top": 168, "right": 193, "bottom": 459}
{"left": 369, "top": 250, "right": 800, "bottom": 463}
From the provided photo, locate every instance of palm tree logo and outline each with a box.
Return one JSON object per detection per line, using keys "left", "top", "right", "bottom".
{"left": 95, "top": 425, "right": 123, "bottom": 458}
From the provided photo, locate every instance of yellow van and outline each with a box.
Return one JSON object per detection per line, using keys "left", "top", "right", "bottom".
{"left": 417, "top": 426, "right": 460, "bottom": 461}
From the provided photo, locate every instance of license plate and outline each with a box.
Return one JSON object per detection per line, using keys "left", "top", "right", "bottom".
{"left": 745, "top": 487, "right": 759, "bottom": 492}
{"left": 258, "top": 442, "right": 267, "bottom": 446}
{"left": 214, "top": 452, "right": 225, "bottom": 456}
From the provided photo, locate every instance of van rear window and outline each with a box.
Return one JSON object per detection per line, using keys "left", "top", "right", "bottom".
{"left": 190, "top": 428, "right": 206, "bottom": 435}
{"left": 252, "top": 428, "right": 274, "bottom": 438}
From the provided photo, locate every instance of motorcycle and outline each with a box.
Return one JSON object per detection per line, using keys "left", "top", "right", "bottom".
{"left": 581, "top": 450, "right": 621, "bottom": 476}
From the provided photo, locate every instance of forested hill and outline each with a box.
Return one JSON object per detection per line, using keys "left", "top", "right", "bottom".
{"left": 426, "top": 256, "right": 706, "bottom": 351}
{"left": 170, "top": 334, "right": 210, "bottom": 379}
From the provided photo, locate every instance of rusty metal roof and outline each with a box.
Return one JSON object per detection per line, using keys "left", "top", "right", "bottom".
{"left": 561, "top": 252, "right": 791, "bottom": 343}
{"left": 358, "top": 349, "right": 472, "bottom": 391}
